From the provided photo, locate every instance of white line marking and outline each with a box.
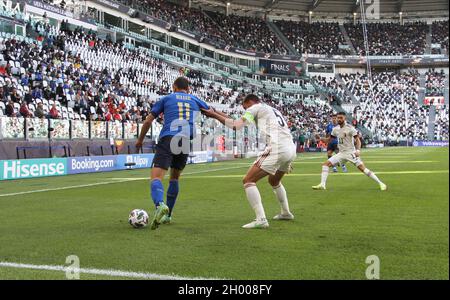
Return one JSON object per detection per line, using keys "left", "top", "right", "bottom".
{"left": 0, "top": 261, "right": 224, "bottom": 280}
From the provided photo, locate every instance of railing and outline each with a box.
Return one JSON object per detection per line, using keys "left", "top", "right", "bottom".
{"left": 0, "top": 117, "right": 141, "bottom": 141}
{"left": 0, "top": 116, "right": 263, "bottom": 155}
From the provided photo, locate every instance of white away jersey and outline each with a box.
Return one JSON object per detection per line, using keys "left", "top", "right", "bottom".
{"left": 331, "top": 123, "right": 359, "bottom": 153}
{"left": 242, "top": 103, "right": 294, "bottom": 149}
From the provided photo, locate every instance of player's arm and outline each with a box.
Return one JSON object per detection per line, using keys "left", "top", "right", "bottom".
{"left": 136, "top": 114, "right": 156, "bottom": 150}
{"left": 213, "top": 109, "right": 231, "bottom": 118}
{"left": 136, "top": 98, "right": 163, "bottom": 150}
{"left": 354, "top": 135, "right": 361, "bottom": 157}
{"left": 315, "top": 134, "right": 335, "bottom": 144}
{"left": 202, "top": 108, "right": 246, "bottom": 130}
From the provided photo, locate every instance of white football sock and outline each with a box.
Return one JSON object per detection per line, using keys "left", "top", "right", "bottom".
{"left": 244, "top": 183, "right": 267, "bottom": 222}
{"left": 364, "top": 168, "right": 383, "bottom": 185}
{"left": 321, "top": 166, "right": 329, "bottom": 187}
{"left": 272, "top": 184, "right": 290, "bottom": 215}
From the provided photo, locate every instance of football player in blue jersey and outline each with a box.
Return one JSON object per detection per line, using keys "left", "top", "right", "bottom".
{"left": 136, "top": 77, "right": 210, "bottom": 230}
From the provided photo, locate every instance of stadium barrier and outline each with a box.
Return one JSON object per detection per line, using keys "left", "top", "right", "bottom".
{"left": 366, "top": 143, "right": 385, "bottom": 148}
{"left": 0, "top": 151, "right": 221, "bottom": 181}
{"left": 412, "top": 140, "right": 449, "bottom": 147}
{"left": 0, "top": 154, "right": 154, "bottom": 181}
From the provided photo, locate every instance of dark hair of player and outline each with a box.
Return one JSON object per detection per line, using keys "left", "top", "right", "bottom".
{"left": 173, "top": 77, "right": 190, "bottom": 90}
{"left": 243, "top": 94, "right": 260, "bottom": 103}
{"left": 337, "top": 112, "right": 346, "bottom": 116}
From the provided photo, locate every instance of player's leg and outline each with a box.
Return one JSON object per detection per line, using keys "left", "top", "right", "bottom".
{"left": 356, "top": 161, "right": 387, "bottom": 191}
{"left": 149, "top": 166, "right": 170, "bottom": 230}
{"left": 158, "top": 168, "right": 180, "bottom": 225}
{"left": 312, "top": 154, "right": 341, "bottom": 190}
{"left": 161, "top": 151, "right": 188, "bottom": 224}
{"left": 269, "top": 170, "right": 294, "bottom": 220}
{"left": 150, "top": 166, "right": 167, "bottom": 207}
{"left": 336, "top": 149, "right": 348, "bottom": 172}
{"left": 270, "top": 148, "right": 296, "bottom": 220}
{"left": 327, "top": 146, "right": 338, "bottom": 172}
{"left": 242, "top": 164, "right": 270, "bottom": 229}
{"left": 148, "top": 137, "right": 173, "bottom": 230}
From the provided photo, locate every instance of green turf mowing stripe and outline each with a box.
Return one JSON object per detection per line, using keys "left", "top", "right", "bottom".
{"left": 181, "top": 170, "right": 449, "bottom": 179}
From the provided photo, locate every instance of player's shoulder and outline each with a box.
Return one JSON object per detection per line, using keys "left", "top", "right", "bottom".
{"left": 344, "top": 123, "right": 355, "bottom": 129}
{"left": 345, "top": 123, "right": 358, "bottom": 133}
{"left": 247, "top": 102, "right": 263, "bottom": 112}
{"left": 159, "top": 93, "right": 174, "bottom": 103}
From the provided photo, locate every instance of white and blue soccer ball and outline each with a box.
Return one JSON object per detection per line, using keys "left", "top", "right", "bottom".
{"left": 128, "top": 209, "right": 149, "bottom": 228}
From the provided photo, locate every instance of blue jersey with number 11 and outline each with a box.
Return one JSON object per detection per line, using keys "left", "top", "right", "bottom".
{"left": 150, "top": 92, "right": 209, "bottom": 139}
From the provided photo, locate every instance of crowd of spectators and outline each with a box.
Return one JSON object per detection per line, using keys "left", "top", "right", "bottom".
{"left": 340, "top": 70, "right": 449, "bottom": 142}
{"left": 344, "top": 22, "right": 428, "bottom": 56}
{"left": 116, "top": 1, "right": 449, "bottom": 58}
{"left": 1, "top": 12, "right": 448, "bottom": 144}
{"left": 313, "top": 75, "right": 353, "bottom": 104}
{"left": 0, "top": 22, "right": 224, "bottom": 123}
{"left": 204, "top": 11, "right": 287, "bottom": 54}
{"left": 114, "top": 1, "right": 449, "bottom": 58}
{"left": 276, "top": 21, "right": 348, "bottom": 55}
{"left": 434, "top": 105, "right": 449, "bottom": 140}
{"left": 116, "top": 0, "right": 286, "bottom": 54}
{"left": 432, "top": 21, "right": 449, "bottom": 54}
{"left": 425, "top": 69, "right": 447, "bottom": 96}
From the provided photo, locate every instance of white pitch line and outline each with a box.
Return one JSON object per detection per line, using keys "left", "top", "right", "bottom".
{"left": 0, "top": 165, "right": 248, "bottom": 198}
{"left": 0, "top": 261, "right": 224, "bottom": 280}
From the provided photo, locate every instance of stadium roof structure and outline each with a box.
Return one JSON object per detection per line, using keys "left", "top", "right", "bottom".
{"left": 195, "top": 0, "right": 449, "bottom": 15}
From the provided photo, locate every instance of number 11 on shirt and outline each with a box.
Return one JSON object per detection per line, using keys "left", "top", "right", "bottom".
{"left": 178, "top": 102, "right": 191, "bottom": 120}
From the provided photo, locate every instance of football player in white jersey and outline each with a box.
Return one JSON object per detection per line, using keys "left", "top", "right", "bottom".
{"left": 202, "top": 94, "right": 297, "bottom": 229}
{"left": 312, "top": 112, "right": 387, "bottom": 191}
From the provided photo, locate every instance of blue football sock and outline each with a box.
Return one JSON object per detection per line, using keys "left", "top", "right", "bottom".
{"left": 150, "top": 179, "right": 164, "bottom": 208}
{"left": 166, "top": 180, "right": 179, "bottom": 217}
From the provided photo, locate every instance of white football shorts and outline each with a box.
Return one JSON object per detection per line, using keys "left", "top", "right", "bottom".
{"left": 254, "top": 144, "right": 297, "bottom": 175}
{"left": 328, "top": 152, "right": 363, "bottom": 167}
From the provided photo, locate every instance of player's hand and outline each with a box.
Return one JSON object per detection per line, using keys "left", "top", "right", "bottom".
{"left": 201, "top": 107, "right": 216, "bottom": 117}
{"left": 315, "top": 134, "right": 321, "bottom": 140}
{"left": 135, "top": 140, "right": 143, "bottom": 151}
{"left": 354, "top": 150, "right": 361, "bottom": 157}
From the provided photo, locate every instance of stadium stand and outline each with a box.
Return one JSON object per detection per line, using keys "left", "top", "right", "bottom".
{"left": 0, "top": 1, "right": 448, "bottom": 146}
{"left": 340, "top": 71, "right": 445, "bottom": 142}
{"left": 203, "top": 11, "right": 287, "bottom": 54}
{"left": 344, "top": 22, "right": 429, "bottom": 56}
{"left": 275, "top": 21, "right": 348, "bottom": 56}
{"left": 432, "top": 20, "right": 449, "bottom": 54}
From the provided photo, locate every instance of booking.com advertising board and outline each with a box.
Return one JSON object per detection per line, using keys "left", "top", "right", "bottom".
{"left": 0, "top": 154, "right": 155, "bottom": 181}
{"left": 0, "top": 152, "right": 216, "bottom": 181}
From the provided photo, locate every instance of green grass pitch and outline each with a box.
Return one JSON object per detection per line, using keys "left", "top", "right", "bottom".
{"left": 0, "top": 147, "right": 448, "bottom": 280}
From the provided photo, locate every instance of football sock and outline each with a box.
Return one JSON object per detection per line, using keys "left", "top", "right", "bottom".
{"left": 321, "top": 166, "right": 329, "bottom": 187}
{"left": 166, "top": 180, "right": 179, "bottom": 217}
{"left": 364, "top": 168, "right": 383, "bottom": 185}
{"left": 150, "top": 179, "right": 164, "bottom": 207}
{"left": 244, "top": 183, "right": 267, "bottom": 222}
{"left": 272, "top": 184, "right": 290, "bottom": 215}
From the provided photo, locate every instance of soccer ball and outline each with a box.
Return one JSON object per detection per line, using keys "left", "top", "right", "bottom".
{"left": 128, "top": 209, "right": 149, "bottom": 228}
